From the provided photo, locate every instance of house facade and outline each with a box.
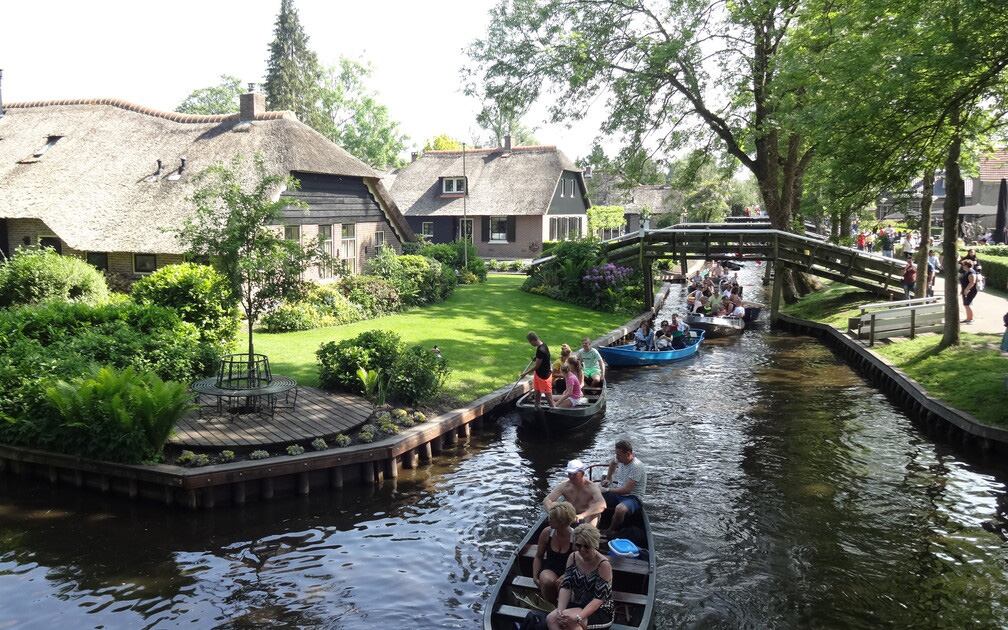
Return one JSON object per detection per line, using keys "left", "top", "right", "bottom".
{"left": 0, "top": 91, "right": 413, "bottom": 279}
{"left": 388, "top": 138, "right": 589, "bottom": 259}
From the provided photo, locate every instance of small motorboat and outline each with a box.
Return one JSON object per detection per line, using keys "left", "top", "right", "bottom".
{"left": 483, "top": 475, "right": 656, "bottom": 630}
{"left": 598, "top": 330, "right": 705, "bottom": 367}
{"left": 515, "top": 380, "right": 606, "bottom": 436}
{"left": 685, "top": 313, "right": 745, "bottom": 337}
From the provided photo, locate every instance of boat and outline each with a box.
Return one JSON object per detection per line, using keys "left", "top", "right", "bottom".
{"left": 685, "top": 313, "right": 745, "bottom": 337}
{"left": 742, "top": 301, "right": 764, "bottom": 323}
{"left": 515, "top": 380, "right": 606, "bottom": 435}
{"left": 598, "top": 330, "right": 705, "bottom": 367}
{"left": 483, "top": 481, "right": 656, "bottom": 630}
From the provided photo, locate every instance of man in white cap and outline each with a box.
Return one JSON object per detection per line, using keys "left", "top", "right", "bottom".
{"left": 542, "top": 459, "right": 606, "bottom": 526}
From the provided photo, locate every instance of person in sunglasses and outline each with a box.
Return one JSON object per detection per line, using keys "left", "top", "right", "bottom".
{"left": 547, "top": 523, "right": 614, "bottom": 629}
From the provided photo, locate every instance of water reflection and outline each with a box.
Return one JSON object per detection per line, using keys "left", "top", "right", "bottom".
{"left": 1, "top": 268, "right": 1008, "bottom": 628}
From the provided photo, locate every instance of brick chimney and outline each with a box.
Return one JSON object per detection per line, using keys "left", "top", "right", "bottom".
{"left": 239, "top": 83, "right": 265, "bottom": 121}
{"left": 504, "top": 134, "right": 512, "bottom": 151}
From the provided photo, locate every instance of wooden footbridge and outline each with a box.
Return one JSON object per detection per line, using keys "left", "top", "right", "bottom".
{"left": 598, "top": 223, "right": 906, "bottom": 319}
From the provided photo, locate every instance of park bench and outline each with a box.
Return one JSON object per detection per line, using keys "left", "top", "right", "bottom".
{"left": 848, "top": 296, "right": 944, "bottom": 346}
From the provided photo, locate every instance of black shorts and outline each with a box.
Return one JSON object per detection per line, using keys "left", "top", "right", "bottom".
{"left": 963, "top": 288, "right": 977, "bottom": 306}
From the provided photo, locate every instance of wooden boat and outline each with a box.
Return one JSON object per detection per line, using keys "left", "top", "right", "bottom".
{"left": 685, "top": 313, "right": 745, "bottom": 337}
{"left": 598, "top": 330, "right": 705, "bottom": 367}
{"left": 515, "top": 381, "right": 606, "bottom": 435}
{"left": 742, "top": 301, "right": 764, "bottom": 323}
{"left": 483, "top": 486, "right": 656, "bottom": 630}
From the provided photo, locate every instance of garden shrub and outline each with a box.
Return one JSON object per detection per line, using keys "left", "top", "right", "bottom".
{"left": 317, "top": 329, "right": 404, "bottom": 393}
{"left": 262, "top": 302, "right": 321, "bottom": 332}
{"left": 0, "top": 247, "right": 109, "bottom": 307}
{"left": 44, "top": 366, "right": 195, "bottom": 464}
{"left": 302, "top": 284, "right": 362, "bottom": 324}
{"left": 465, "top": 257, "right": 487, "bottom": 282}
{"left": 459, "top": 270, "right": 479, "bottom": 285}
{"left": 420, "top": 243, "right": 457, "bottom": 267}
{"left": 388, "top": 344, "right": 451, "bottom": 405}
{"left": 339, "top": 275, "right": 401, "bottom": 318}
{"left": 401, "top": 241, "right": 423, "bottom": 255}
{"left": 130, "top": 263, "right": 239, "bottom": 355}
{"left": 366, "top": 248, "right": 455, "bottom": 306}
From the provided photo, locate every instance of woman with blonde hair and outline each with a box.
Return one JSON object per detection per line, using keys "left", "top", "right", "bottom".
{"left": 553, "top": 357, "right": 587, "bottom": 408}
{"left": 552, "top": 343, "right": 573, "bottom": 393}
{"left": 532, "top": 501, "right": 576, "bottom": 604}
{"left": 547, "top": 523, "right": 614, "bottom": 629}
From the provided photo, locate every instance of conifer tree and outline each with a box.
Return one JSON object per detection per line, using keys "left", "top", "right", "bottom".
{"left": 263, "top": 0, "right": 325, "bottom": 130}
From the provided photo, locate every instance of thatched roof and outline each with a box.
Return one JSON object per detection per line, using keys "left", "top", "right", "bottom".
{"left": 0, "top": 98, "right": 409, "bottom": 254}
{"left": 624, "top": 185, "right": 679, "bottom": 215}
{"left": 389, "top": 145, "right": 584, "bottom": 216}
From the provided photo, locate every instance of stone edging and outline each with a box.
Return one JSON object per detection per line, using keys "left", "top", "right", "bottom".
{"left": 775, "top": 313, "right": 1008, "bottom": 455}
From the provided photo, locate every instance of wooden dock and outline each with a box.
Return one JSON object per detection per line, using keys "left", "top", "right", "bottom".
{"left": 172, "top": 386, "right": 371, "bottom": 450}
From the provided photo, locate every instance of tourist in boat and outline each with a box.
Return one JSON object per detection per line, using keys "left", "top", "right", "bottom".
{"left": 520, "top": 332, "right": 555, "bottom": 409}
{"left": 668, "top": 314, "right": 690, "bottom": 349}
{"left": 600, "top": 440, "right": 647, "bottom": 538}
{"left": 633, "top": 321, "right": 656, "bottom": 351}
{"left": 543, "top": 459, "right": 607, "bottom": 527}
{"left": 654, "top": 329, "right": 672, "bottom": 350}
{"left": 576, "top": 338, "right": 606, "bottom": 387}
{"left": 554, "top": 358, "right": 588, "bottom": 408}
{"left": 728, "top": 302, "right": 746, "bottom": 318}
{"left": 686, "top": 286, "right": 704, "bottom": 311}
{"left": 532, "top": 501, "right": 577, "bottom": 605}
{"left": 552, "top": 343, "right": 573, "bottom": 393}
{"left": 547, "top": 523, "right": 615, "bottom": 630}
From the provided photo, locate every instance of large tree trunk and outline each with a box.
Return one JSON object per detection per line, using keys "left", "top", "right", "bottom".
{"left": 940, "top": 127, "right": 962, "bottom": 348}
{"left": 916, "top": 170, "right": 935, "bottom": 298}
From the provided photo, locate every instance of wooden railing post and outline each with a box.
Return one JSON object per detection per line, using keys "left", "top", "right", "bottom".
{"left": 870, "top": 313, "right": 877, "bottom": 347}
{"left": 770, "top": 259, "right": 784, "bottom": 323}
{"left": 910, "top": 309, "right": 917, "bottom": 339}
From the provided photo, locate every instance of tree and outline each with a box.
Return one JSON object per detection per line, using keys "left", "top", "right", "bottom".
{"left": 263, "top": 0, "right": 326, "bottom": 131}
{"left": 423, "top": 134, "right": 464, "bottom": 152}
{"left": 175, "top": 75, "right": 243, "bottom": 115}
{"left": 317, "top": 57, "right": 408, "bottom": 170}
{"left": 177, "top": 154, "right": 325, "bottom": 360}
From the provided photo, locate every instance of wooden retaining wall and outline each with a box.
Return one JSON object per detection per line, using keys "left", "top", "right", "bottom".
{"left": 0, "top": 287, "right": 673, "bottom": 510}
{"left": 776, "top": 314, "right": 1008, "bottom": 458}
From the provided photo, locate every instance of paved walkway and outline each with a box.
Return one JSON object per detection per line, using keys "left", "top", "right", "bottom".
{"left": 932, "top": 276, "right": 1007, "bottom": 335}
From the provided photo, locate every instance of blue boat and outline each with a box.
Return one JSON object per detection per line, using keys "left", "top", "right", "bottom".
{"left": 598, "top": 330, "right": 705, "bottom": 367}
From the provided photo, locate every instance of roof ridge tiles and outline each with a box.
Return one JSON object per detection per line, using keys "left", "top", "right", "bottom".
{"left": 4, "top": 98, "right": 295, "bottom": 124}
{"left": 424, "top": 144, "right": 558, "bottom": 156}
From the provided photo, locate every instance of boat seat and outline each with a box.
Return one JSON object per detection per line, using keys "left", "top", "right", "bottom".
{"left": 495, "top": 604, "right": 636, "bottom": 630}
{"left": 511, "top": 575, "right": 648, "bottom": 606}
{"left": 521, "top": 545, "right": 649, "bottom": 575}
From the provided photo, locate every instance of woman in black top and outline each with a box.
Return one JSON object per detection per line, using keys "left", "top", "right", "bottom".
{"left": 960, "top": 260, "right": 978, "bottom": 323}
{"left": 533, "top": 502, "right": 576, "bottom": 604}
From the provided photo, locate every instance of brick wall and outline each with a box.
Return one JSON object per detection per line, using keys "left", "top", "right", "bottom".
{"left": 476, "top": 216, "right": 546, "bottom": 259}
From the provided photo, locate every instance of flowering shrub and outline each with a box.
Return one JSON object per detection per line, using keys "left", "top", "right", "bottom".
{"left": 311, "top": 438, "right": 328, "bottom": 451}
{"left": 193, "top": 453, "right": 211, "bottom": 467}
{"left": 250, "top": 450, "right": 269, "bottom": 460}
{"left": 583, "top": 263, "right": 634, "bottom": 292}
{"left": 334, "top": 434, "right": 351, "bottom": 447}
{"left": 392, "top": 408, "right": 408, "bottom": 420}
{"left": 219, "top": 449, "right": 235, "bottom": 463}
{"left": 411, "top": 411, "right": 427, "bottom": 423}
{"left": 286, "top": 444, "right": 305, "bottom": 456}
{"left": 177, "top": 450, "right": 196, "bottom": 465}
{"left": 378, "top": 418, "right": 399, "bottom": 436}
{"left": 358, "top": 423, "right": 377, "bottom": 443}
{"left": 581, "top": 263, "right": 640, "bottom": 313}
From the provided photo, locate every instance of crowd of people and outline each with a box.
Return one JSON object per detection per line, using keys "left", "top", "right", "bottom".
{"left": 684, "top": 262, "right": 746, "bottom": 319}
{"left": 534, "top": 440, "right": 648, "bottom": 630}
{"left": 520, "top": 334, "right": 607, "bottom": 410}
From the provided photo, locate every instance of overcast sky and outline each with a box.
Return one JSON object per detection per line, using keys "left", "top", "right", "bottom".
{"left": 0, "top": 0, "right": 608, "bottom": 160}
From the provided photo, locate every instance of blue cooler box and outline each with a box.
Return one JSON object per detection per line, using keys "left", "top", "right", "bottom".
{"left": 607, "top": 538, "right": 639, "bottom": 558}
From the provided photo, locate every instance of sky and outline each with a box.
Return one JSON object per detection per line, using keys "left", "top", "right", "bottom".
{"left": 0, "top": 0, "right": 607, "bottom": 161}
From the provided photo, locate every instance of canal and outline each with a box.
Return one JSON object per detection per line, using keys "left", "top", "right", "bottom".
{"left": 2, "top": 268, "right": 1007, "bottom": 629}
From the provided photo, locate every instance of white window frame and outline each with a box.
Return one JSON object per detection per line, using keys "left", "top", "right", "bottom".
{"left": 549, "top": 216, "right": 582, "bottom": 241}
{"left": 459, "top": 218, "right": 474, "bottom": 243}
{"left": 340, "top": 223, "right": 357, "bottom": 274}
{"left": 133, "top": 253, "right": 157, "bottom": 274}
{"left": 318, "top": 224, "right": 335, "bottom": 279}
{"left": 374, "top": 231, "right": 385, "bottom": 250}
{"left": 422, "top": 222, "right": 434, "bottom": 237}
{"left": 489, "top": 216, "right": 508, "bottom": 243}
{"left": 443, "top": 177, "right": 466, "bottom": 194}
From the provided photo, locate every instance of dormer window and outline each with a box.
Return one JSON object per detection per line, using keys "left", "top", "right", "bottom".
{"left": 442, "top": 177, "right": 466, "bottom": 194}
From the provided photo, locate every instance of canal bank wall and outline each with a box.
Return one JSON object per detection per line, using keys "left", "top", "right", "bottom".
{"left": 0, "top": 286, "right": 673, "bottom": 510}
{"left": 776, "top": 314, "right": 1008, "bottom": 458}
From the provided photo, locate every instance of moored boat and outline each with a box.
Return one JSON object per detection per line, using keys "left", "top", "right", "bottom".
{"left": 483, "top": 490, "right": 656, "bottom": 630}
{"left": 598, "top": 330, "right": 705, "bottom": 367}
{"left": 515, "top": 381, "right": 606, "bottom": 436}
{"left": 685, "top": 313, "right": 745, "bottom": 337}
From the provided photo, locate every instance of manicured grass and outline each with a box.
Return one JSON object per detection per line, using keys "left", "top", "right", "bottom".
{"left": 780, "top": 281, "right": 875, "bottom": 329}
{"left": 875, "top": 334, "right": 1008, "bottom": 428}
{"left": 241, "top": 274, "right": 635, "bottom": 405}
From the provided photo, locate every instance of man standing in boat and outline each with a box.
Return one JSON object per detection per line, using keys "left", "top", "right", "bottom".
{"left": 543, "top": 459, "right": 607, "bottom": 526}
{"left": 600, "top": 440, "right": 647, "bottom": 536}
{"left": 575, "top": 337, "right": 606, "bottom": 387}
{"left": 521, "top": 332, "right": 555, "bottom": 409}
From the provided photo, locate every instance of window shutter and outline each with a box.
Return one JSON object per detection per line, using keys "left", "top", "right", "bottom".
{"left": 507, "top": 216, "right": 516, "bottom": 242}
{"left": 481, "top": 217, "right": 490, "bottom": 242}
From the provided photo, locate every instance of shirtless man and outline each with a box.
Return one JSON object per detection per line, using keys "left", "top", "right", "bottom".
{"left": 543, "top": 459, "right": 606, "bottom": 526}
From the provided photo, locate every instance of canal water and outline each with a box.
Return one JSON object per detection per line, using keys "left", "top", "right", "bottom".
{"left": 2, "top": 267, "right": 1008, "bottom": 629}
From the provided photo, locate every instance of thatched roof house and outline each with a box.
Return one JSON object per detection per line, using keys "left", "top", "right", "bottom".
{"left": 0, "top": 91, "right": 413, "bottom": 277}
{"left": 389, "top": 137, "right": 588, "bottom": 259}
{"left": 623, "top": 185, "right": 681, "bottom": 231}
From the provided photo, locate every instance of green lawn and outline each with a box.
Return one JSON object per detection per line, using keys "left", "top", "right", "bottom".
{"left": 241, "top": 274, "right": 635, "bottom": 405}
{"left": 780, "top": 281, "right": 874, "bottom": 329}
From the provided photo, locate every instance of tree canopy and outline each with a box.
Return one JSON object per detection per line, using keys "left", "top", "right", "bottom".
{"left": 175, "top": 75, "right": 243, "bottom": 115}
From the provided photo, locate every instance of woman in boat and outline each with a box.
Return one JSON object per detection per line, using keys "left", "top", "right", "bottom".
{"left": 633, "top": 321, "right": 656, "bottom": 351}
{"left": 533, "top": 501, "right": 577, "bottom": 605}
{"left": 547, "top": 523, "right": 615, "bottom": 630}
{"left": 553, "top": 357, "right": 587, "bottom": 408}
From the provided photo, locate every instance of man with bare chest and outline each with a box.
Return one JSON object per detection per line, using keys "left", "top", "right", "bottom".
{"left": 542, "top": 459, "right": 606, "bottom": 526}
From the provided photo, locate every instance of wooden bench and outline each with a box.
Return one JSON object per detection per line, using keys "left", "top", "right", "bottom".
{"left": 520, "top": 545, "right": 650, "bottom": 575}
{"left": 495, "top": 604, "right": 637, "bottom": 630}
{"left": 848, "top": 297, "right": 944, "bottom": 346}
{"left": 511, "top": 575, "right": 648, "bottom": 606}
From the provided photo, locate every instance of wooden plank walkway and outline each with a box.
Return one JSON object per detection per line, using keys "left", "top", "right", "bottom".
{"left": 170, "top": 385, "right": 372, "bottom": 450}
